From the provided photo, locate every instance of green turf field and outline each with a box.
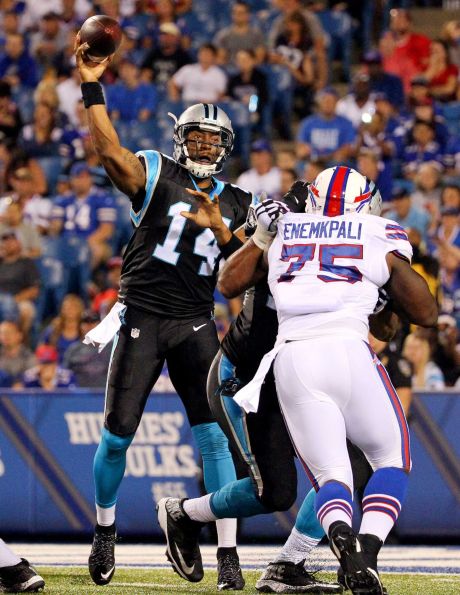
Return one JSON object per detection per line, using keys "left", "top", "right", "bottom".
{"left": 35, "top": 567, "right": 460, "bottom": 594}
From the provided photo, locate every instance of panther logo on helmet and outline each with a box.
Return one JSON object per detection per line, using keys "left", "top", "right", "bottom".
{"left": 306, "top": 166, "right": 382, "bottom": 217}
{"left": 169, "top": 103, "right": 234, "bottom": 178}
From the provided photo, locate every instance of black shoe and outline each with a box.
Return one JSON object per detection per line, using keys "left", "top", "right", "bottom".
{"left": 256, "top": 560, "right": 343, "bottom": 593}
{"left": 359, "top": 534, "right": 388, "bottom": 595}
{"left": 0, "top": 558, "right": 45, "bottom": 593}
{"left": 358, "top": 534, "right": 382, "bottom": 571}
{"left": 88, "top": 523, "right": 116, "bottom": 585}
{"left": 337, "top": 568, "right": 388, "bottom": 595}
{"left": 157, "top": 497, "right": 204, "bottom": 582}
{"left": 217, "top": 548, "right": 245, "bottom": 591}
{"left": 329, "top": 522, "right": 384, "bottom": 595}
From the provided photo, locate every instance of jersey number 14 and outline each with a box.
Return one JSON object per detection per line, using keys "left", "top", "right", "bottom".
{"left": 153, "top": 201, "right": 232, "bottom": 276}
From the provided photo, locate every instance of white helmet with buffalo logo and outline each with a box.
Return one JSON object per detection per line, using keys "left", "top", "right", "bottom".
{"left": 306, "top": 166, "right": 382, "bottom": 217}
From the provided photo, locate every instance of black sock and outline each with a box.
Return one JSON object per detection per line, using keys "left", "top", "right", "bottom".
{"left": 217, "top": 546, "right": 238, "bottom": 559}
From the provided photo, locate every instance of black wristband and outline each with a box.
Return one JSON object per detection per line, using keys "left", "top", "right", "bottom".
{"left": 81, "top": 82, "right": 105, "bottom": 108}
{"left": 219, "top": 233, "right": 243, "bottom": 259}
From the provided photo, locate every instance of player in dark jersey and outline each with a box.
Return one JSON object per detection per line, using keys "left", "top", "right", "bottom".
{"left": 75, "top": 40, "right": 251, "bottom": 590}
{"left": 209, "top": 183, "right": 343, "bottom": 594}
{"left": 156, "top": 182, "right": 397, "bottom": 594}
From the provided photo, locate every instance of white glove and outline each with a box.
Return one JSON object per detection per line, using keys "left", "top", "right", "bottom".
{"left": 252, "top": 199, "right": 290, "bottom": 250}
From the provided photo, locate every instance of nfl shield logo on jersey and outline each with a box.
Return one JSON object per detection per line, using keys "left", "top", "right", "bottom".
{"left": 131, "top": 328, "right": 140, "bottom": 339}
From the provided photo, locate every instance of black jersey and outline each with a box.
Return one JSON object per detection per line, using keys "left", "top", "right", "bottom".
{"left": 222, "top": 281, "right": 277, "bottom": 383}
{"left": 221, "top": 181, "right": 310, "bottom": 380}
{"left": 118, "top": 150, "right": 251, "bottom": 318}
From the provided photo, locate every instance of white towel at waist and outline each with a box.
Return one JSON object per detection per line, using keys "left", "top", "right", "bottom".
{"left": 233, "top": 319, "right": 366, "bottom": 413}
{"left": 234, "top": 341, "right": 285, "bottom": 413}
{"left": 82, "top": 302, "right": 126, "bottom": 353}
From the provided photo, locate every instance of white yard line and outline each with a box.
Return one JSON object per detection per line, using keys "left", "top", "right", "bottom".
{"left": 9, "top": 544, "right": 460, "bottom": 574}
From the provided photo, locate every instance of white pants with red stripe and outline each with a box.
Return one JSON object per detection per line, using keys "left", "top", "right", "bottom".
{"left": 273, "top": 336, "right": 411, "bottom": 492}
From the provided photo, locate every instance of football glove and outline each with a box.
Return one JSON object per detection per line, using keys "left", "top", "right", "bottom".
{"left": 373, "top": 287, "right": 392, "bottom": 315}
{"left": 252, "top": 199, "right": 290, "bottom": 249}
{"left": 244, "top": 192, "right": 267, "bottom": 238}
{"left": 282, "top": 180, "right": 310, "bottom": 213}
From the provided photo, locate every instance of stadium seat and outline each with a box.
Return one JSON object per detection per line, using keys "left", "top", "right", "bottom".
{"left": 130, "top": 119, "right": 161, "bottom": 151}
{"left": 35, "top": 237, "right": 66, "bottom": 322}
{"left": 260, "top": 63, "right": 294, "bottom": 140}
{"left": 219, "top": 100, "right": 251, "bottom": 163}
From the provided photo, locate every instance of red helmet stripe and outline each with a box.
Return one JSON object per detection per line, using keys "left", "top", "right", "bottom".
{"left": 324, "top": 166, "right": 350, "bottom": 216}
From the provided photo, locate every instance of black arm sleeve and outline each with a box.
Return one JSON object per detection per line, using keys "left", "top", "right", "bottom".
{"left": 218, "top": 233, "right": 244, "bottom": 258}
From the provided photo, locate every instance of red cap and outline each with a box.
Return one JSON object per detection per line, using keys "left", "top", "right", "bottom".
{"left": 35, "top": 344, "right": 58, "bottom": 363}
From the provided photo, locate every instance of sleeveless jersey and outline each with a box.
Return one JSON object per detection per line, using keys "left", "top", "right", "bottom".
{"left": 268, "top": 212, "right": 413, "bottom": 340}
{"left": 118, "top": 150, "right": 251, "bottom": 318}
{"left": 221, "top": 281, "right": 277, "bottom": 382}
{"left": 221, "top": 185, "right": 308, "bottom": 377}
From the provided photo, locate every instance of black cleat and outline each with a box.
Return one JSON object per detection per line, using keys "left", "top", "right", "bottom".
{"left": 88, "top": 523, "right": 116, "bottom": 585}
{"left": 338, "top": 568, "right": 388, "bottom": 595}
{"left": 359, "top": 534, "right": 388, "bottom": 595}
{"left": 217, "top": 547, "right": 245, "bottom": 591}
{"left": 329, "top": 522, "right": 384, "bottom": 595}
{"left": 157, "top": 497, "right": 204, "bottom": 582}
{"left": 256, "top": 560, "right": 343, "bottom": 593}
{"left": 0, "top": 558, "right": 45, "bottom": 593}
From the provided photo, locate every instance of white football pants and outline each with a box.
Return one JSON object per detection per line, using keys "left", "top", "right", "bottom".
{"left": 274, "top": 336, "right": 411, "bottom": 491}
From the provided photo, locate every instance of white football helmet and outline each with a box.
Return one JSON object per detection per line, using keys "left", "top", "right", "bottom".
{"left": 306, "top": 166, "right": 382, "bottom": 217}
{"left": 170, "top": 103, "right": 234, "bottom": 178}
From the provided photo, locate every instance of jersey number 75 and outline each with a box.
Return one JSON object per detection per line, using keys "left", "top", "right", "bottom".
{"left": 279, "top": 243, "right": 363, "bottom": 284}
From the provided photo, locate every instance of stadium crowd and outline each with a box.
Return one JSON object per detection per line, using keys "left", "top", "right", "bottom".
{"left": 0, "top": 0, "right": 458, "bottom": 395}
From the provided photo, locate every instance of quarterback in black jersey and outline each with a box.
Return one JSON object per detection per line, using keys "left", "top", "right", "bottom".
{"left": 75, "top": 41, "right": 250, "bottom": 590}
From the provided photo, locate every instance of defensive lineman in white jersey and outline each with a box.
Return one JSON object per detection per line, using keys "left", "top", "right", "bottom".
{"left": 233, "top": 166, "right": 437, "bottom": 594}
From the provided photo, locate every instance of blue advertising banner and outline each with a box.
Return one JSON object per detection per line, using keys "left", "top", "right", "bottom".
{"left": 0, "top": 390, "right": 459, "bottom": 539}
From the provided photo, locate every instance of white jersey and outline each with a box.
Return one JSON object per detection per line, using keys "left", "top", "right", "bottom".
{"left": 267, "top": 212, "right": 412, "bottom": 341}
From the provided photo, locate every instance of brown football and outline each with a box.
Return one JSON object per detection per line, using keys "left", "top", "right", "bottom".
{"left": 79, "top": 15, "right": 122, "bottom": 62}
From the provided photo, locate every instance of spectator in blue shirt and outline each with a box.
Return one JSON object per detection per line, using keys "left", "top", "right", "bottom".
{"left": 356, "top": 148, "right": 392, "bottom": 204}
{"left": 106, "top": 59, "right": 157, "bottom": 123}
{"left": 401, "top": 91, "right": 450, "bottom": 152}
{"left": 428, "top": 206, "right": 460, "bottom": 257}
{"left": 0, "top": 33, "right": 39, "bottom": 89}
{"left": 18, "top": 102, "right": 83, "bottom": 160}
{"left": 21, "top": 344, "right": 76, "bottom": 389}
{"left": 439, "top": 249, "right": 460, "bottom": 330}
{"left": 385, "top": 186, "right": 431, "bottom": 241}
{"left": 402, "top": 120, "right": 445, "bottom": 180}
{"left": 51, "top": 162, "right": 116, "bottom": 272}
{"left": 296, "top": 86, "right": 356, "bottom": 163}
{"left": 38, "top": 294, "right": 84, "bottom": 363}
{"left": 362, "top": 50, "right": 404, "bottom": 108}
